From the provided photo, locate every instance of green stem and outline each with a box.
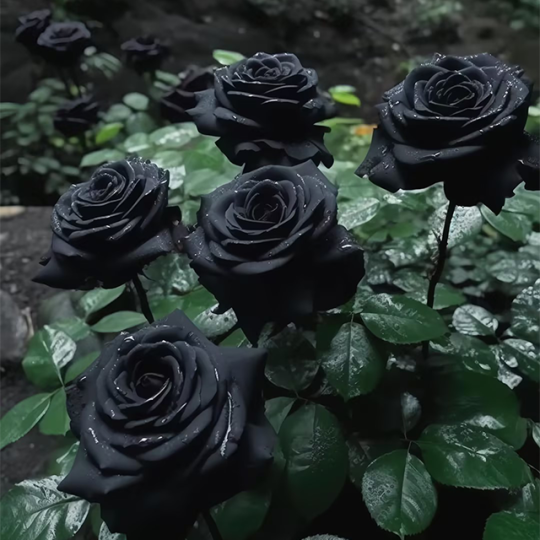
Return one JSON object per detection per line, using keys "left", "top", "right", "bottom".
{"left": 132, "top": 275, "right": 154, "bottom": 324}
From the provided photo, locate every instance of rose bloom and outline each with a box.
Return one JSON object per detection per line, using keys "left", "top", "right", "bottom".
{"left": 121, "top": 36, "right": 169, "bottom": 74}
{"left": 54, "top": 95, "right": 100, "bottom": 137}
{"left": 183, "top": 161, "right": 365, "bottom": 341}
{"left": 36, "top": 21, "right": 91, "bottom": 66}
{"left": 34, "top": 158, "right": 185, "bottom": 289}
{"left": 59, "top": 310, "right": 275, "bottom": 539}
{"left": 15, "top": 9, "right": 51, "bottom": 52}
{"left": 356, "top": 53, "right": 539, "bottom": 213}
{"left": 188, "top": 52, "right": 336, "bottom": 171}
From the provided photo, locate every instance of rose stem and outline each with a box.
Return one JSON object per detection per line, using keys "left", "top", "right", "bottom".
{"left": 422, "top": 201, "right": 456, "bottom": 360}
{"left": 68, "top": 66, "right": 83, "bottom": 97}
{"left": 79, "top": 134, "right": 88, "bottom": 153}
{"left": 132, "top": 275, "right": 154, "bottom": 324}
{"left": 203, "top": 509, "right": 224, "bottom": 540}
{"left": 57, "top": 68, "right": 72, "bottom": 98}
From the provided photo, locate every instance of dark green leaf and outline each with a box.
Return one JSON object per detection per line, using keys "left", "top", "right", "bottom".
{"left": 360, "top": 294, "right": 447, "bottom": 344}
{"left": 511, "top": 280, "right": 540, "bottom": 345}
{"left": 80, "top": 149, "right": 126, "bottom": 168}
{"left": 213, "top": 49, "right": 245, "bottom": 65}
{"left": 149, "top": 124, "right": 198, "bottom": 148}
{"left": 338, "top": 198, "right": 379, "bottom": 229}
{"left": 123, "top": 92, "right": 149, "bottom": 111}
{"left": 99, "top": 522, "right": 126, "bottom": 540}
{"left": 452, "top": 304, "right": 498, "bottom": 336}
{"left": 105, "top": 104, "right": 132, "bottom": 122}
{"left": 48, "top": 442, "right": 79, "bottom": 476}
{"left": 280, "top": 403, "right": 347, "bottom": 520}
{"left": 482, "top": 206, "right": 532, "bottom": 242}
{"left": 430, "top": 204, "right": 483, "bottom": 249}
{"left": 91, "top": 311, "right": 147, "bottom": 333}
{"left": 265, "top": 397, "right": 296, "bottom": 434}
{"left": 184, "top": 169, "right": 229, "bottom": 198}
{"left": 507, "top": 480, "right": 540, "bottom": 513}
{"left": 219, "top": 328, "right": 249, "bottom": 347}
{"left": 123, "top": 132, "right": 152, "bottom": 154}
{"left": 431, "top": 371, "right": 527, "bottom": 449}
{"left": 0, "top": 393, "right": 51, "bottom": 450}
{"left": 39, "top": 388, "right": 70, "bottom": 436}
{"left": 319, "top": 321, "right": 386, "bottom": 400}
{"left": 262, "top": 326, "right": 320, "bottom": 393}
{"left": 193, "top": 306, "right": 237, "bottom": 339}
{"left": 125, "top": 112, "right": 157, "bottom": 134}
{"left": 174, "top": 287, "right": 217, "bottom": 320}
{"left": 483, "top": 511, "right": 539, "bottom": 540}
{"left": 149, "top": 296, "right": 187, "bottom": 320}
{"left": 65, "top": 351, "right": 100, "bottom": 383}
{"left": 532, "top": 423, "right": 540, "bottom": 448}
{"left": 501, "top": 339, "right": 539, "bottom": 382}
{"left": 79, "top": 285, "right": 126, "bottom": 318}
{"left": 23, "top": 327, "right": 76, "bottom": 389}
{"left": 95, "top": 122, "right": 123, "bottom": 145}
{"left": 50, "top": 317, "right": 91, "bottom": 341}
{"left": 418, "top": 424, "right": 531, "bottom": 489}
{"left": 362, "top": 450, "right": 437, "bottom": 537}
{"left": 144, "top": 254, "right": 198, "bottom": 296}
{"left": 0, "top": 476, "right": 90, "bottom": 540}
{"left": 488, "top": 253, "right": 539, "bottom": 286}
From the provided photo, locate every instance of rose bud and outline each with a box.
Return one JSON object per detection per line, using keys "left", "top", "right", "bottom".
{"left": 356, "top": 53, "right": 539, "bottom": 214}
{"left": 160, "top": 65, "right": 214, "bottom": 124}
{"left": 58, "top": 309, "right": 275, "bottom": 540}
{"left": 121, "top": 36, "right": 169, "bottom": 74}
{"left": 188, "top": 52, "right": 337, "bottom": 171}
{"left": 54, "top": 95, "right": 100, "bottom": 138}
{"left": 183, "top": 161, "right": 365, "bottom": 342}
{"left": 36, "top": 21, "right": 92, "bottom": 67}
{"left": 15, "top": 9, "right": 51, "bottom": 53}
{"left": 33, "top": 158, "right": 187, "bottom": 289}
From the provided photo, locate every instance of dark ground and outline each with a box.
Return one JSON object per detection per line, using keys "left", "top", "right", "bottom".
{"left": 0, "top": 207, "right": 59, "bottom": 496}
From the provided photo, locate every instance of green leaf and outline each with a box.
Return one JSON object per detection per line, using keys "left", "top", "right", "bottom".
{"left": 48, "top": 442, "right": 79, "bottom": 476}
{"left": 360, "top": 294, "right": 447, "bottom": 344}
{"left": 65, "top": 351, "right": 100, "bottom": 383}
{"left": 0, "top": 476, "right": 90, "bottom": 540}
{"left": 452, "top": 304, "right": 499, "bottom": 336}
{"left": 481, "top": 206, "right": 532, "bottom": 242}
{"left": 507, "top": 480, "right": 540, "bottom": 513}
{"left": 50, "top": 317, "right": 91, "bottom": 341}
{"left": 431, "top": 371, "right": 528, "bottom": 449}
{"left": 144, "top": 254, "right": 199, "bottom": 296}
{"left": 362, "top": 450, "right": 437, "bottom": 537}
{"left": 149, "top": 124, "right": 198, "bottom": 148}
{"left": 330, "top": 91, "right": 361, "bottom": 107}
{"left": 501, "top": 339, "right": 539, "bottom": 382}
{"left": 105, "top": 103, "right": 132, "bottom": 122}
{"left": 99, "top": 522, "right": 126, "bottom": 540}
{"left": 0, "top": 393, "right": 51, "bottom": 450}
{"left": 23, "top": 327, "right": 76, "bottom": 389}
{"left": 213, "top": 49, "right": 245, "bottom": 65}
{"left": 347, "top": 435, "right": 400, "bottom": 490}
{"left": 265, "top": 397, "right": 296, "bottom": 434}
{"left": 511, "top": 280, "right": 540, "bottom": 345}
{"left": 418, "top": 424, "right": 531, "bottom": 489}
{"left": 532, "top": 423, "right": 540, "bottom": 448}
{"left": 123, "top": 92, "right": 149, "bottom": 111}
{"left": 219, "top": 328, "right": 249, "bottom": 347}
{"left": 483, "top": 511, "right": 539, "bottom": 540}
{"left": 125, "top": 112, "right": 157, "bottom": 134}
{"left": 488, "top": 253, "right": 539, "bottom": 286}
{"left": 149, "top": 296, "right": 188, "bottom": 320}
{"left": 174, "top": 287, "right": 217, "bottom": 320}
{"left": 262, "top": 326, "right": 320, "bottom": 393}
{"left": 430, "top": 204, "right": 483, "bottom": 249}
{"left": 329, "top": 85, "right": 357, "bottom": 94}
{"left": 212, "top": 482, "right": 271, "bottom": 540}
{"left": 338, "top": 198, "right": 380, "bottom": 229}
{"left": 91, "top": 311, "right": 147, "bottom": 333}
{"left": 95, "top": 122, "right": 123, "bottom": 145}
{"left": 184, "top": 169, "right": 229, "bottom": 198}
{"left": 79, "top": 285, "right": 126, "bottom": 318}
{"left": 39, "top": 388, "right": 70, "bottom": 436}
{"left": 80, "top": 149, "right": 126, "bottom": 168}
{"left": 280, "top": 403, "right": 347, "bottom": 520}
{"left": 193, "top": 306, "right": 237, "bottom": 339}
{"left": 319, "top": 321, "right": 386, "bottom": 400}
{"left": 123, "top": 132, "right": 152, "bottom": 154}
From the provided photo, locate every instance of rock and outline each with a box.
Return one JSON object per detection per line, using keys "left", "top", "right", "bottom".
{"left": 0, "top": 289, "right": 30, "bottom": 363}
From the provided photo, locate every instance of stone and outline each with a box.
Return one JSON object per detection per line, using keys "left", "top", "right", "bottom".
{"left": 0, "top": 289, "right": 29, "bottom": 363}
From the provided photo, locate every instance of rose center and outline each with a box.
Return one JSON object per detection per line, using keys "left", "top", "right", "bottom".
{"left": 135, "top": 372, "right": 167, "bottom": 399}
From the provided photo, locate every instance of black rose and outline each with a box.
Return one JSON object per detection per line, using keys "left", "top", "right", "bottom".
{"left": 160, "top": 65, "right": 215, "bottom": 123}
{"left": 15, "top": 9, "right": 51, "bottom": 52}
{"left": 54, "top": 95, "right": 100, "bottom": 137}
{"left": 188, "top": 52, "right": 336, "bottom": 171}
{"left": 121, "top": 36, "right": 169, "bottom": 74}
{"left": 59, "top": 309, "right": 275, "bottom": 539}
{"left": 183, "top": 161, "right": 365, "bottom": 341}
{"left": 36, "top": 21, "right": 91, "bottom": 67}
{"left": 356, "top": 53, "right": 539, "bottom": 214}
{"left": 34, "top": 158, "right": 186, "bottom": 289}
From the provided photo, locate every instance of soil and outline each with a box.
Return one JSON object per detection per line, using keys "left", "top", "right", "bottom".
{"left": 0, "top": 207, "right": 61, "bottom": 496}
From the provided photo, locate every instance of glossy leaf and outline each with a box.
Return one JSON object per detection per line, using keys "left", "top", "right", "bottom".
{"left": 48, "top": 442, "right": 79, "bottom": 477}
{"left": 95, "top": 122, "right": 123, "bottom": 145}
{"left": 213, "top": 49, "right": 245, "bottom": 65}
{"left": 418, "top": 424, "right": 531, "bottom": 489}
{"left": 91, "top": 311, "right": 147, "bottom": 333}
{"left": 39, "top": 388, "right": 70, "bottom": 436}
{"left": 511, "top": 280, "right": 540, "bottom": 345}
{"left": 431, "top": 371, "right": 527, "bottom": 449}
{"left": 483, "top": 511, "right": 539, "bottom": 540}
{"left": 338, "top": 198, "right": 380, "bottom": 230}
{"left": 80, "top": 149, "right": 126, "bottom": 168}
{"left": 0, "top": 476, "right": 90, "bottom": 540}
{"left": 0, "top": 393, "right": 51, "bottom": 450}
{"left": 501, "top": 339, "right": 539, "bottom": 382}
{"left": 123, "top": 92, "right": 149, "bottom": 111}
{"left": 452, "top": 304, "right": 498, "bottom": 336}
{"left": 79, "top": 285, "right": 126, "bottom": 318}
{"left": 23, "top": 327, "right": 76, "bottom": 389}
{"left": 280, "top": 403, "right": 347, "bottom": 520}
{"left": 262, "top": 326, "right": 320, "bottom": 393}
{"left": 362, "top": 450, "right": 437, "bottom": 537}
{"left": 319, "top": 321, "right": 385, "bottom": 400}
{"left": 65, "top": 351, "right": 100, "bottom": 383}
{"left": 265, "top": 397, "right": 296, "bottom": 434}
{"left": 184, "top": 169, "right": 229, "bottom": 198}
{"left": 430, "top": 204, "right": 483, "bottom": 249}
{"left": 50, "top": 317, "right": 91, "bottom": 342}
{"left": 360, "top": 294, "right": 447, "bottom": 344}
{"left": 219, "top": 328, "right": 249, "bottom": 347}
{"left": 532, "top": 424, "right": 540, "bottom": 448}
{"left": 99, "top": 522, "right": 126, "bottom": 540}
{"left": 149, "top": 124, "right": 198, "bottom": 148}
{"left": 481, "top": 206, "right": 532, "bottom": 242}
